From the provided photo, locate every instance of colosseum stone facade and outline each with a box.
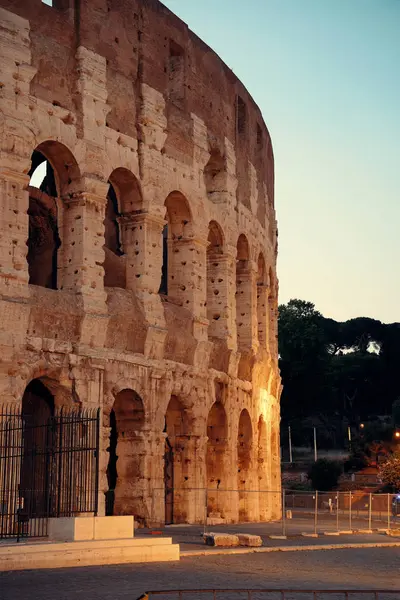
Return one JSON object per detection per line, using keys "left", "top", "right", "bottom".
{"left": 0, "top": 0, "right": 281, "bottom": 527}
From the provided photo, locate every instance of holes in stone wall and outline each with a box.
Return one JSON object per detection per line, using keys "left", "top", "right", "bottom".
{"left": 161, "top": 191, "right": 192, "bottom": 303}
{"left": 207, "top": 221, "right": 224, "bottom": 336}
{"left": 168, "top": 40, "right": 185, "bottom": 106}
{"left": 236, "top": 234, "right": 251, "bottom": 349}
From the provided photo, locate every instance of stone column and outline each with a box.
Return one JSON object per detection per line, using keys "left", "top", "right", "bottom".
{"left": 144, "top": 430, "right": 167, "bottom": 527}
{"left": 0, "top": 169, "right": 30, "bottom": 288}
{"left": 257, "top": 282, "right": 270, "bottom": 351}
{"left": 207, "top": 248, "right": 237, "bottom": 349}
{"left": 119, "top": 211, "right": 167, "bottom": 358}
{"left": 236, "top": 260, "right": 258, "bottom": 351}
{"left": 61, "top": 186, "right": 108, "bottom": 346}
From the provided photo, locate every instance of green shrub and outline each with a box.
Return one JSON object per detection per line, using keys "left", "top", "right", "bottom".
{"left": 307, "top": 458, "right": 342, "bottom": 491}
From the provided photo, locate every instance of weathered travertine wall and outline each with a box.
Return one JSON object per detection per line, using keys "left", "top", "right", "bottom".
{"left": 0, "top": 0, "right": 281, "bottom": 524}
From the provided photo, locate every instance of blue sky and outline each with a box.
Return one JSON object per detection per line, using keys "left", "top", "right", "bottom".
{"left": 162, "top": 0, "right": 400, "bottom": 324}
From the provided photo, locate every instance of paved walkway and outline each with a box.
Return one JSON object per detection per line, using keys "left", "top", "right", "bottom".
{"left": 1, "top": 548, "right": 399, "bottom": 600}
{"left": 136, "top": 517, "right": 398, "bottom": 552}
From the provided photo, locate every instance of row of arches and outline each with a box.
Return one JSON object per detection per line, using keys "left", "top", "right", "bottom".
{"left": 107, "top": 386, "right": 275, "bottom": 524}
{"left": 17, "top": 377, "right": 277, "bottom": 524}
{"left": 26, "top": 141, "right": 276, "bottom": 351}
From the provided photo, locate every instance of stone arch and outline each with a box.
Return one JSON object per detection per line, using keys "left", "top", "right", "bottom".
{"left": 108, "top": 167, "right": 143, "bottom": 216}
{"left": 160, "top": 191, "right": 193, "bottom": 301}
{"left": 30, "top": 140, "right": 81, "bottom": 198}
{"left": 236, "top": 234, "right": 252, "bottom": 350}
{"left": 107, "top": 389, "right": 146, "bottom": 521}
{"left": 237, "top": 408, "right": 253, "bottom": 521}
{"left": 20, "top": 376, "right": 76, "bottom": 518}
{"left": 164, "top": 394, "right": 193, "bottom": 524}
{"left": 103, "top": 169, "right": 143, "bottom": 289}
{"left": 206, "top": 220, "right": 225, "bottom": 337}
{"left": 206, "top": 397, "right": 228, "bottom": 518}
{"left": 257, "top": 252, "right": 268, "bottom": 348}
{"left": 27, "top": 141, "right": 82, "bottom": 290}
{"left": 204, "top": 149, "right": 227, "bottom": 202}
{"left": 257, "top": 415, "right": 269, "bottom": 520}
{"left": 27, "top": 142, "right": 80, "bottom": 289}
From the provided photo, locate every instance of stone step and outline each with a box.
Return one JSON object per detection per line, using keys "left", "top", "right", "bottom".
{"left": 0, "top": 537, "right": 179, "bottom": 571}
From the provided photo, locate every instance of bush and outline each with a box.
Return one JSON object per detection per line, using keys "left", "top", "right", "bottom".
{"left": 378, "top": 451, "right": 400, "bottom": 491}
{"left": 307, "top": 458, "right": 342, "bottom": 491}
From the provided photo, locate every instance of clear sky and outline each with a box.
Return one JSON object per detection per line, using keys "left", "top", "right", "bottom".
{"left": 162, "top": 0, "right": 400, "bottom": 324}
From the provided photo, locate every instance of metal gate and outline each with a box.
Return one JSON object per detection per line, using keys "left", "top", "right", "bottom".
{"left": 0, "top": 404, "right": 100, "bottom": 540}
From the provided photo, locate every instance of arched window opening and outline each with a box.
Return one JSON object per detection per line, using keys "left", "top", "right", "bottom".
{"left": 206, "top": 221, "right": 224, "bottom": 336}
{"left": 27, "top": 151, "right": 60, "bottom": 289}
{"left": 104, "top": 169, "right": 143, "bottom": 290}
{"left": 27, "top": 141, "right": 81, "bottom": 292}
{"left": 20, "top": 379, "right": 55, "bottom": 518}
{"left": 257, "top": 253, "right": 268, "bottom": 347}
{"left": 258, "top": 416, "right": 269, "bottom": 520}
{"left": 164, "top": 396, "right": 191, "bottom": 524}
{"left": 159, "top": 224, "right": 168, "bottom": 294}
{"left": 206, "top": 397, "right": 228, "bottom": 519}
{"left": 237, "top": 408, "right": 253, "bottom": 521}
{"left": 236, "top": 234, "right": 251, "bottom": 349}
{"left": 105, "top": 184, "right": 122, "bottom": 257}
{"left": 107, "top": 389, "right": 145, "bottom": 520}
{"left": 161, "top": 192, "right": 193, "bottom": 304}
{"left": 204, "top": 149, "right": 226, "bottom": 203}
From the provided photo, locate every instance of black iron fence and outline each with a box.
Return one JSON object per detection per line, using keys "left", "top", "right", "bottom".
{"left": 0, "top": 404, "right": 100, "bottom": 540}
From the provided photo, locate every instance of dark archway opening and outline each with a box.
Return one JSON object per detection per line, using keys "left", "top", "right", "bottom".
{"left": 237, "top": 408, "right": 253, "bottom": 521}
{"left": 107, "top": 389, "right": 145, "bottom": 519}
{"left": 105, "top": 409, "right": 118, "bottom": 516}
{"left": 206, "top": 397, "right": 228, "bottom": 519}
{"left": 164, "top": 396, "right": 191, "bottom": 524}
{"left": 159, "top": 224, "right": 168, "bottom": 295}
{"left": 21, "top": 379, "right": 55, "bottom": 517}
{"left": 28, "top": 151, "right": 60, "bottom": 289}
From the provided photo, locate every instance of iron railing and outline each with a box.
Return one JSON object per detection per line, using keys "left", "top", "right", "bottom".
{"left": 0, "top": 404, "right": 100, "bottom": 540}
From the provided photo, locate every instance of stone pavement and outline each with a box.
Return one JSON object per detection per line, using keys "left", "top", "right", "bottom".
{"left": 136, "top": 517, "right": 399, "bottom": 552}
{"left": 1, "top": 548, "right": 399, "bottom": 600}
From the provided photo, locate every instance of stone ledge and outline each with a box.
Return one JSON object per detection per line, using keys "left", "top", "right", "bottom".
{"left": 0, "top": 537, "right": 179, "bottom": 571}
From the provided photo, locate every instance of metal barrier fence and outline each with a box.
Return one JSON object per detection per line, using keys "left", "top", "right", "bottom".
{"left": 152, "top": 488, "right": 400, "bottom": 535}
{"left": 0, "top": 405, "right": 100, "bottom": 541}
{"left": 137, "top": 590, "right": 400, "bottom": 600}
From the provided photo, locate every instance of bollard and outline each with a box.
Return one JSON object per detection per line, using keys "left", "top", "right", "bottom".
{"left": 336, "top": 493, "right": 339, "bottom": 532}
{"left": 368, "top": 492, "right": 372, "bottom": 531}
{"left": 282, "top": 489, "right": 286, "bottom": 536}
{"left": 314, "top": 490, "right": 318, "bottom": 535}
{"left": 203, "top": 488, "right": 208, "bottom": 535}
{"left": 349, "top": 490, "right": 352, "bottom": 531}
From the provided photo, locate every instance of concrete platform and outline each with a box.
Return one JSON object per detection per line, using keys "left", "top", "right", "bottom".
{"left": 0, "top": 536, "right": 179, "bottom": 571}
